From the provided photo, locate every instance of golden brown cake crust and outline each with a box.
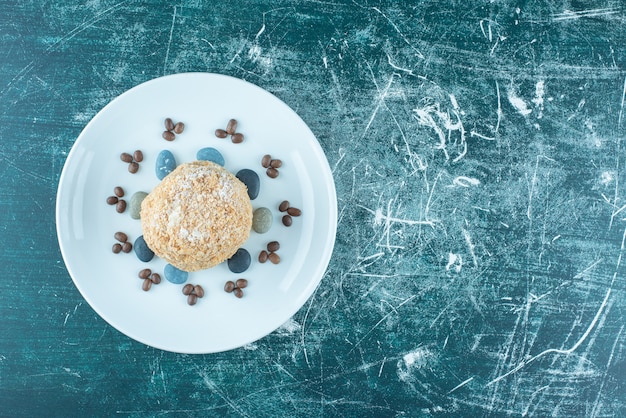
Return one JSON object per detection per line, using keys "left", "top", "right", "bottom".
{"left": 140, "top": 160, "right": 252, "bottom": 272}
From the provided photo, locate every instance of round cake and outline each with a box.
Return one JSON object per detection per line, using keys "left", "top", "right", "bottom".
{"left": 140, "top": 160, "right": 253, "bottom": 272}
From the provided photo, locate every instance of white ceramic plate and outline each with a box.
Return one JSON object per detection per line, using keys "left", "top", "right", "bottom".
{"left": 56, "top": 73, "right": 337, "bottom": 353}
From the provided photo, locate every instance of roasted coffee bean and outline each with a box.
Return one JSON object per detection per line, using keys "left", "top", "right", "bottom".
{"left": 174, "top": 122, "right": 185, "bottom": 134}
{"left": 279, "top": 200, "right": 290, "bottom": 212}
{"left": 270, "top": 159, "right": 282, "bottom": 168}
{"left": 162, "top": 130, "right": 176, "bottom": 141}
{"left": 114, "top": 186, "right": 125, "bottom": 197}
{"left": 142, "top": 278, "right": 152, "bottom": 291}
{"left": 226, "top": 119, "right": 237, "bottom": 135}
{"left": 120, "top": 152, "right": 133, "bottom": 163}
{"left": 215, "top": 128, "right": 228, "bottom": 138}
{"left": 233, "top": 288, "right": 244, "bottom": 298}
{"left": 114, "top": 231, "right": 128, "bottom": 243}
{"left": 121, "top": 242, "right": 132, "bottom": 253}
{"left": 261, "top": 154, "right": 272, "bottom": 168}
{"left": 116, "top": 199, "right": 127, "bottom": 213}
{"left": 231, "top": 133, "right": 244, "bottom": 143}
{"left": 267, "top": 241, "right": 280, "bottom": 252}
{"left": 266, "top": 167, "right": 279, "bottom": 178}
{"left": 258, "top": 250, "right": 269, "bottom": 263}
{"left": 235, "top": 279, "right": 248, "bottom": 289}
{"left": 227, "top": 248, "right": 251, "bottom": 273}
{"left": 282, "top": 214, "right": 293, "bottom": 226}
{"left": 164, "top": 118, "right": 175, "bottom": 131}
{"left": 112, "top": 243, "right": 123, "bottom": 254}
{"left": 182, "top": 283, "right": 194, "bottom": 295}
{"left": 150, "top": 273, "right": 161, "bottom": 284}
{"left": 133, "top": 150, "right": 144, "bottom": 162}
{"left": 138, "top": 268, "right": 152, "bottom": 279}
{"left": 235, "top": 169, "right": 260, "bottom": 200}
{"left": 193, "top": 285, "right": 205, "bottom": 298}
{"left": 128, "top": 161, "right": 139, "bottom": 174}
{"left": 268, "top": 252, "right": 281, "bottom": 264}
{"left": 106, "top": 196, "right": 118, "bottom": 205}
{"left": 187, "top": 294, "right": 198, "bottom": 306}
{"left": 287, "top": 207, "right": 302, "bottom": 217}
{"left": 224, "top": 281, "right": 236, "bottom": 293}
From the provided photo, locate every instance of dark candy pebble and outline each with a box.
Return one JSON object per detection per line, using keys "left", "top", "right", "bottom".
{"left": 235, "top": 169, "right": 260, "bottom": 200}
{"left": 282, "top": 215, "right": 293, "bottom": 227}
{"left": 287, "top": 207, "right": 302, "bottom": 217}
{"left": 162, "top": 131, "right": 176, "bottom": 141}
{"left": 142, "top": 278, "right": 152, "bottom": 291}
{"left": 266, "top": 167, "right": 279, "bottom": 178}
{"left": 120, "top": 153, "right": 133, "bottom": 163}
{"left": 106, "top": 196, "right": 118, "bottom": 205}
{"left": 227, "top": 248, "right": 251, "bottom": 273}
{"left": 150, "top": 273, "right": 161, "bottom": 284}
{"left": 233, "top": 288, "right": 244, "bottom": 298}
{"left": 278, "top": 200, "right": 290, "bottom": 212}
{"left": 133, "top": 235, "right": 154, "bottom": 262}
{"left": 164, "top": 118, "right": 175, "bottom": 131}
{"left": 261, "top": 154, "right": 272, "bottom": 168}
{"left": 156, "top": 150, "right": 177, "bottom": 180}
{"left": 164, "top": 263, "right": 189, "bottom": 284}
{"left": 138, "top": 268, "right": 152, "bottom": 279}
{"left": 128, "top": 161, "right": 139, "bottom": 174}
{"left": 173, "top": 122, "right": 185, "bottom": 134}
{"left": 196, "top": 147, "right": 225, "bottom": 166}
{"left": 231, "top": 133, "right": 244, "bottom": 143}
{"left": 224, "top": 281, "right": 236, "bottom": 293}
{"left": 182, "top": 283, "right": 194, "bottom": 295}
{"left": 215, "top": 129, "right": 228, "bottom": 138}
{"left": 235, "top": 278, "right": 248, "bottom": 289}
{"left": 133, "top": 150, "right": 144, "bottom": 162}
{"left": 121, "top": 242, "right": 133, "bottom": 253}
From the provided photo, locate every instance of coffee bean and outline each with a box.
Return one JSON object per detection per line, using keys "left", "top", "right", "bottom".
{"left": 114, "top": 186, "right": 125, "bottom": 197}
{"left": 134, "top": 235, "right": 155, "bottom": 262}
{"left": 270, "top": 159, "right": 282, "bottom": 168}
{"left": 287, "top": 207, "right": 302, "bottom": 217}
{"left": 120, "top": 153, "right": 133, "bottom": 163}
{"left": 106, "top": 196, "right": 118, "bottom": 205}
{"left": 268, "top": 252, "right": 281, "bottom": 264}
{"left": 266, "top": 167, "right": 279, "bottom": 178}
{"left": 215, "top": 128, "right": 228, "bottom": 138}
{"left": 193, "top": 285, "right": 205, "bottom": 298}
{"left": 258, "top": 250, "right": 269, "bottom": 263}
{"left": 227, "top": 248, "right": 251, "bottom": 273}
{"left": 267, "top": 241, "right": 280, "bottom": 252}
{"left": 121, "top": 242, "right": 132, "bottom": 253}
{"left": 112, "top": 243, "right": 122, "bottom": 254}
{"left": 224, "top": 281, "right": 236, "bottom": 293}
{"left": 128, "top": 161, "right": 139, "bottom": 174}
{"left": 116, "top": 199, "right": 127, "bottom": 213}
{"left": 187, "top": 294, "right": 198, "bottom": 306}
{"left": 114, "top": 231, "right": 128, "bottom": 243}
{"left": 235, "top": 278, "right": 248, "bottom": 289}
{"left": 138, "top": 268, "right": 152, "bottom": 279}
{"left": 162, "top": 130, "right": 175, "bottom": 141}
{"left": 182, "top": 283, "right": 194, "bottom": 295}
{"left": 164, "top": 118, "right": 175, "bottom": 131}
{"left": 133, "top": 150, "right": 144, "bottom": 162}
{"left": 164, "top": 263, "right": 188, "bottom": 284}
{"left": 278, "top": 200, "right": 290, "bottom": 212}
{"left": 150, "top": 273, "right": 161, "bottom": 284}
{"left": 235, "top": 169, "right": 260, "bottom": 200}
{"left": 226, "top": 119, "right": 237, "bottom": 135}
{"left": 142, "top": 278, "right": 152, "bottom": 291}
{"left": 233, "top": 288, "right": 244, "bottom": 298}
{"left": 231, "top": 133, "right": 244, "bottom": 143}
{"left": 261, "top": 154, "right": 272, "bottom": 168}
{"left": 174, "top": 122, "right": 185, "bottom": 134}
{"left": 282, "top": 215, "right": 293, "bottom": 226}
{"left": 252, "top": 207, "right": 272, "bottom": 234}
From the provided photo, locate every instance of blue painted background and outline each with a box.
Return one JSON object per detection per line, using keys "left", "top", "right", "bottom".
{"left": 1, "top": 1, "right": 626, "bottom": 416}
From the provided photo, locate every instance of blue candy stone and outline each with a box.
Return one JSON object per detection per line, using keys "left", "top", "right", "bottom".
{"left": 133, "top": 235, "right": 154, "bottom": 262}
{"left": 164, "top": 264, "right": 189, "bottom": 284}
{"left": 196, "top": 147, "right": 225, "bottom": 166}
{"left": 235, "top": 169, "right": 260, "bottom": 200}
{"left": 227, "top": 248, "right": 251, "bottom": 273}
{"left": 156, "top": 150, "right": 176, "bottom": 180}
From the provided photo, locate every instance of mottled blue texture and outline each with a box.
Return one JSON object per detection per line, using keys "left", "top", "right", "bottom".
{"left": 133, "top": 235, "right": 154, "bottom": 262}
{"left": 155, "top": 149, "right": 176, "bottom": 180}
{"left": 227, "top": 248, "right": 251, "bottom": 274}
{"left": 164, "top": 263, "right": 188, "bottom": 284}
{"left": 196, "top": 147, "right": 225, "bottom": 166}
{"left": 2, "top": 0, "right": 626, "bottom": 417}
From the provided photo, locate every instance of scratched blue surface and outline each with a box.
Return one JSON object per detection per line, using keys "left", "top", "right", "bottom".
{"left": 2, "top": 1, "right": 626, "bottom": 416}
